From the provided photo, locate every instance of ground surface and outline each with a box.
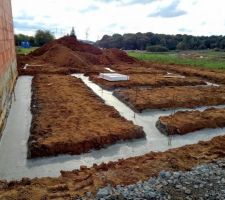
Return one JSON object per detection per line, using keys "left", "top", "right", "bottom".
{"left": 2, "top": 38, "right": 225, "bottom": 199}
{"left": 114, "top": 86, "right": 225, "bottom": 112}
{"left": 90, "top": 74, "right": 206, "bottom": 90}
{"left": 28, "top": 74, "right": 144, "bottom": 158}
{"left": 156, "top": 107, "right": 225, "bottom": 135}
{"left": 1, "top": 135, "right": 225, "bottom": 199}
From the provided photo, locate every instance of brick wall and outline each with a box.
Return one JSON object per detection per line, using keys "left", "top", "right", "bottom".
{"left": 0, "top": 0, "right": 17, "bottom": 135}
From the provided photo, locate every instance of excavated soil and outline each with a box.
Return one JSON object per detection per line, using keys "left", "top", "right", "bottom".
{"left": 90, "top": 74, "right": 206, "bottom": 90}
{"left": 156, "top": 107, "right": 225, "bottom": 135}
{"left": 113, "top": 86, "right": 225, "bottom": 112}
{"left": 1, "top": 135, "right": 225, "bottom": 199}
{"left": 17, "top": 36, "right": 137, "bottom": 75}
{"left": 28, "top": 74, "right": 144, "bottom": 158}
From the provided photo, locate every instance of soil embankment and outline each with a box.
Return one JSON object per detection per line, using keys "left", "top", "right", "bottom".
{"left": 156, "top": 107, "right": 225, "bottom": 135}
{"left": 28, "top": 74, "right": 145, "bottom": 158}
{"left": 114, "top": 86, "right": 225, "bottom": 112}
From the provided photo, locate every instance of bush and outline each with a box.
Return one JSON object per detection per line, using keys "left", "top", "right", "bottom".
{"left": 146, "top": 45, "right": 168, "bottom": 52}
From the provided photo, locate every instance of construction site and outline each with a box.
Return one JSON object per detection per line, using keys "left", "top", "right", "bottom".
{"left": 1, "top": 1, "right": 225, "bottom": 199}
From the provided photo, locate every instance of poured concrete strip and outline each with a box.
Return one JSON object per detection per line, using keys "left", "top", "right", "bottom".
{"left": 0, "top": 75, "right": 225, "bottom": 181}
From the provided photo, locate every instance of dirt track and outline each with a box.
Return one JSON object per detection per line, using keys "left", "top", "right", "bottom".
{"left": 90, "top": 74, "right": 206, "bottom": 90}
{"left": 114, "top": 86, "right": 225, "bottom": 112}
{"left": 28, "top": 75, "right": 144, "bottom": 158}
{"left": 156, "top": 107, "right": 225, "bottom": 135}
{"left": 1, "top": 135, "right": 225, "bottom": 199}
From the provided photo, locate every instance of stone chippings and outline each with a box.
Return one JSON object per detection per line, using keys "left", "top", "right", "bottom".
{"left": 80, "top": 159, "right": 225, "bottom": 200}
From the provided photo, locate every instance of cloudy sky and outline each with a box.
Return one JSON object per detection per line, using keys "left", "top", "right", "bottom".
{"left": 12, "top": 0, "right": 225, "bottom": 41}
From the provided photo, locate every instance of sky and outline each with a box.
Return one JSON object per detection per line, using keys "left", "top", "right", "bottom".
{"left": 12, "top": 0, "right": 225, "bottom": 41}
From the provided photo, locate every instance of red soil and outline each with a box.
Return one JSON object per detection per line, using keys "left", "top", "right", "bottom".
{"left": 156, "top": 107, "right": 225, "bottom": 135}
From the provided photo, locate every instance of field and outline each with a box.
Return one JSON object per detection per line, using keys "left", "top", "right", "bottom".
{"left": 16, "top": 47, "right": 38, "bottom": 55}
{"left": 128, "top": 50, "right": 225, "bottom": 70}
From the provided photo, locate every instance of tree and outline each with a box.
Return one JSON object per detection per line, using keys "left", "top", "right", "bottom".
{"left": 70, "top": 27, "right": 76, "bottom": 37}
{"left": 146, "top": 45, "right": 168, "bottom": 52}
{"left": 35, "top": 30, "right": 54, "bottom": 46}
{"left": 176, "top": 42, "right": 187, "bottom": 50}
{"left": 96, "top": 32, "right": 225, "bottom": 51}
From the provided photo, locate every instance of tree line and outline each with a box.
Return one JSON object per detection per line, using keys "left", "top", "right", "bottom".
{"left": 15, "top": 30, "right": 55, "bottom": 47}
{"left": 96, "top": 32, "right": 225, "bottom": 52}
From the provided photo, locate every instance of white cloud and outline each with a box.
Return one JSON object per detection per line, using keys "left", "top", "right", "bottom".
{"left": 11, "top": 0, "right": 225, "bottom": 41}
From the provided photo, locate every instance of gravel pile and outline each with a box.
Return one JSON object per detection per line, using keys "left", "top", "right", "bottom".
{"left": 83, "top": 159, "right": 225, "bottom": 200}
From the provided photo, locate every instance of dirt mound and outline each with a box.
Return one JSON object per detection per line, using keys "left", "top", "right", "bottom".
{"left": 30, "top": 36, "right": 102, "bottom": 57}
{"left": 100, "top": 48, "right": 137, "bottom": 64}
{"left": 18, "top": 36, "right": 137, "bottom": 75}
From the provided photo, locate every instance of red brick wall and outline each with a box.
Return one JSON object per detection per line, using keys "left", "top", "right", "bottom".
{"left": 0, "top": 0, "right": 17, "bottom": 135}
{"left": 0, "top": 0, "right": 16, "bottom": 77}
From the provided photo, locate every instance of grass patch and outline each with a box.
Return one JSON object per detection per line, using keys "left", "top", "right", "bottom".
{"left": 128, "top": 50, "right": 225, "bottom": 70}
{"left": 16, "top": 47, "right": 38, "bottom": 55}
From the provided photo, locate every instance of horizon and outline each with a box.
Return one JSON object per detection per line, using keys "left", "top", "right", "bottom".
{"left": 12, "top": 0, "right": 225, "bottom": 41}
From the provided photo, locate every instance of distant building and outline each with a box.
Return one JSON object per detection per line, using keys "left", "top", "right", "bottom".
{"left": 21, "top": 41, "right": 30, "bottom": 48}
{"left": 0, "top": 0, "right": 17, "bottom": 136}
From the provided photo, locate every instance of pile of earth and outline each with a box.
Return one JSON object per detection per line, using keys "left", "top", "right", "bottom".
{"left": 17, "top": 36, "right": 137, "bottom": 75}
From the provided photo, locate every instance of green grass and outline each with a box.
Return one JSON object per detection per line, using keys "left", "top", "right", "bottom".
{"left": 16, "top": 47, "right": 38, "bottom": 55}
{"left": 128, "top": 50, "right": 225, "bottom": 70}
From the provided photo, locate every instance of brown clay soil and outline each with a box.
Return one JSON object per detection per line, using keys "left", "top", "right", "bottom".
{"left": 17, "top": 36, "right": 137, "bottom": 75}
{"left": 28, "top": 74, "right": 144, "bottom": 158}
{"left": 1, "top": 135, "right": 225, "bottom": 199}
{"left": 90, "top": 74, "right": 206, "bottom": 90}
{"left": 156, "top": 107, "right": 225, "bottom": 135}
{"left": 113, "top": 86, "right": 225, "bottom": 112}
